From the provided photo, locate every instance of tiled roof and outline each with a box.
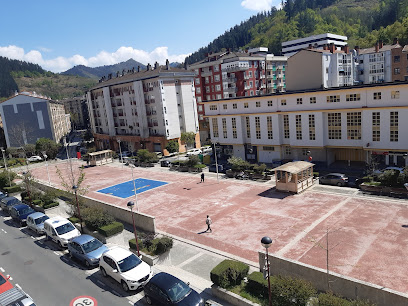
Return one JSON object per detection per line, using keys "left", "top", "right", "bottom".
{"left": 358, "top": 44, "right": 401, "bottom": 55}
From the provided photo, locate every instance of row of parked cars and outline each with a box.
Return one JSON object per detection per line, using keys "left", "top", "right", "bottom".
{"left": 1, "top": 193, "right": 204, "bottom": 305}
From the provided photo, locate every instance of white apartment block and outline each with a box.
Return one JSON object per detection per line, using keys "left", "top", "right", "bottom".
{"left": 205, "top": 82, "right": 408, "bottom": 167}
{"left": 282, "top": 33, "right": 348, "bottom": 57}
{"left": 86, "top": 61, "right": 200, "bottom": 154}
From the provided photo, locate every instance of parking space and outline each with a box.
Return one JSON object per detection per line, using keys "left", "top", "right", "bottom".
{"left": 29, "top": 161, "right": 408, "bottom": 294}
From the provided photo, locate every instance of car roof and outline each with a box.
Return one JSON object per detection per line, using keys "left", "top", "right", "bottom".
{"left": 28, "top": 212, "right": 47, "bottom": 219}
{"left": 71, "top": 234, "right": 95, "bottom": 244}
{"left": 149, "top": 272, "right": 182, "bottom": 291}
{"left": 45, "top": 216, "right": 70, "bottom": 226}
{"left": 11, "top": 204, "right": 29, "bottom": 211}
{"left": 326, "top": 173, "right": 346, "bottom": 176}
{"left": 3, "top": 196, "right": 17, "bottom": 202}
{"left": 105, "top": 246, "right": 132, "bottom": 261}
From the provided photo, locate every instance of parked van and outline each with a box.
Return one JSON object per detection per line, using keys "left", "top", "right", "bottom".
{"left": 44, "top": 216, "right": 80, "bottom": 248}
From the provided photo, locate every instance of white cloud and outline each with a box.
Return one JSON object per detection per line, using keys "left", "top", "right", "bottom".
{"left": 0, "top": 45, "right": 190, "bottom": 73}
{"left": 241, "top": 0, "right": 276, "bottom": 11}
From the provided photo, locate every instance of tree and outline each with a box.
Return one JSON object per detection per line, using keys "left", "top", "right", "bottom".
{"left": 83, "top": 129, "right": 93, "bottom": 142}
{"left": 23, "top": 144, "right": 36, "bottom": 156}
{"left": 166, "top": 140, "right": 179, "bottom": 153}
{"left": 136, "top": 149, "right": 158, "bottom": 163}
{"left": 36, "top": 138, "right": 60, "bottom": 159}
{"left": 180, "top": 132, "right": 196, "bottom": 149}
{"left": 186, "top": 155, "right": 200, "bottom": 167}
{"left": 227, "top": 156, "right": 251, "bottom": 171}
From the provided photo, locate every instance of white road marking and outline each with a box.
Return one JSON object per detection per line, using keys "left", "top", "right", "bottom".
{"left": 53, "top": 251, "right": 61, "bottom": 256}
{"left": 0, "top": 267, "right": 4, "bottom": 272}
{"left": 7, "top": 276, "right": 12, "bottom": 281}
{"left": 129, "top": 301, "right": 133, "bottom": 305}
{"left": 15, "top": 284, "right": 21, "bottom": 289}
{"left": 31, "top": 236, "right": 35, "bottom": 240}
{"left": 1, "top": 229, "right": 7, "bottom": 233}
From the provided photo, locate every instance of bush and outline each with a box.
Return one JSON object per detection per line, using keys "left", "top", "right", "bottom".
{"left": 270, "top": 275, "right": 316, "bottom": 306}
{"left": 32, "top": 199, "right": 43, "bottom": 206}
{"left": 43, "top": 202, "right": 59, "bottom": 209}
{"left": 3, "top": 185, "right": 21, "bottom": 194}
{"left": 98, "top": 221, "right": 124, "bottom": 237}
{"left": 317, "top": 292, "right": 375, "bottom": 306}
{"left": 193, "top": 164, "right": 206, "bottom": 169}
{"left": 68, "top": 216, "right": 80, "bottom": 224}
{"left": 253, "top": 163, "right": 267, "bottom": 174}
{"left": 247, "top": 271, "right": 268, "bottom": 298}
{"left": 0, "top": 170, "right": 16, "bottom": 189}
{"left": 129, "top": 238, "right": 144, "bottom": 250}
{"left": 378, "top": 170, "right": 401, "bottom": 187}
{"left": 210, "top": 260, "right": 249, "bottom": 288}
{"left": 82, "top": 207, "right": 115, "bottom": 231}
{"left": 148, "top": 237, "right": 173, "bottom": 255}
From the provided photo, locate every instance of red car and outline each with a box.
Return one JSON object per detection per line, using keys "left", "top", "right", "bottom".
{"left": 0, "top": 272, "right": 13, "bottom": 294}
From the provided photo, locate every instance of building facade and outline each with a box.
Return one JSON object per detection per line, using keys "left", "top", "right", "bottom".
{"left": 0, "top": 92, "right": 70, "bottom": 148}
{"left": 62, "top": 96, "right": 89, "bottom": 130}
{"left": 86, "top": 61, "right": 200, "bottom": 154}
{"left": 205, "top": 82, "right": 408, "bottom": 167}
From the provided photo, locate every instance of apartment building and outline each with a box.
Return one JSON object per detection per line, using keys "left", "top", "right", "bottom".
{"left": 188, "top": 48, "right": 287, "bottom": 142}
{"left": 0, "top": 92, "right": 70, "bottom": 147}
{"left": 282, "top": 33, "right": 348, "bottom": 57}
{"left": 391, "top": 43, "right": 408, "bottom": 82}
{"left": 62, "top": 96, "right": 89, "bottom": 130}
{"left": 86, "top": 61, "right": 200, "bottom": 154}
{"left": 286, "top": 45, "right": 357, "bottom": 91}
{"left": 204, "top": 82, "right": 408, "bottom": 167}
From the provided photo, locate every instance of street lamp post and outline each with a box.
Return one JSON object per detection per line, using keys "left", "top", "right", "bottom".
{"left": 0, "top": 148, "right": 11, "bottom": 187}
{"left": 72, "top": 185, "right": 83, "bottom": 233}
{"left": 22, "top": 171, "right": 32, "bottom": 207}
{"left": 42, "top": 151, "right": 51, "bottom": 185}
{"left": 64, "top": 137, "right": 75, "bottom": 186}
{"left": 261, "top": 236, "right": 273, "bottom": 306}
{"left": 117, "top": 139, "right": 123, "bottom": 165}
{"left": 130, "top": 165, "right": 139, "bottom": 212}
{"left": 213, "top": 142, "right": 219, "bottom": 183}
{"left": 127, "top": 201, "right": 140, "bottom": 257}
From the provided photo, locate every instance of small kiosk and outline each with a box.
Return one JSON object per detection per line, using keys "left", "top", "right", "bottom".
{"left": 274, "top": 161, "right": 314, "bottom": 193}
{"left": 88, "top": 150, "right": 114, "bottom": 166}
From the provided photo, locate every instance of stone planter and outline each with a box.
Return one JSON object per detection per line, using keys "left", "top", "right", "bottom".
{"left": 80, "top": 226, "right": 125, "bottom": 245}
{"left": 179, "top": 166, "right": 189, "bottom": 172}
{"left": 129, "top": 248, "right": 160, "bottom": 266}
{"left": 360, "top": 184, "right": 408, "bottom": 197}
{"left": 211, "top": 284, "right": 259, "bottom": 306}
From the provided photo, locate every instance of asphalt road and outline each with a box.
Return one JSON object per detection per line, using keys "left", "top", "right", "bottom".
{"left": 0, "top": 211, "right": 147, "bottom": 306}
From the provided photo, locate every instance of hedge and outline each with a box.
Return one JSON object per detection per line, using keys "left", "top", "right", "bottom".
{"left": 247, "top": 271, "right": 268, "bottom": 298}
{"left": 68, "top": 216, "right": 80, "bottom": 224}
{"left": 43, "top": 202, "right": 59, "bottom": 209}
{"left": 210, "top": 260, "right": 249, "bottom": 288}
{"left": 316, "top": 293, "right": 376, "bottom": 306}
{"left": 150, "top": 237, "right": 173, "bottom": 255}
{"left": 3, "top": 185, "right": 21, "bottom": 194}
{"left": 128, "top": 238, "right": 144, "bottom": 250}
{"left": 98, "top": 221, "right": 124, "bottom": 237}
{"left": 82, "top": 206, "right": 115, "bottom": 231}
{"left": 32, "top": 199, "right": 43, "bottom": 206}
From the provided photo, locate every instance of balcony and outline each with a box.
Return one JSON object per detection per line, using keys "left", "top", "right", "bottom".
{"left": 148, "top": 122, "right": 153, "bottom": 127}
{"left": 225, "top": 77, "right": 237, "bottom": 83}
{"left": 244, "top": 75, "right": 250, "bottom": 80}
{"left": 201, "top": 70, "right": 212, "bottom": 77}
{"left": 222, "top": 66, "right": 247, "bottom": 72}
{"left": 244, "top": 85, "right": 252, "bottom": 90}
{"left": 224, "top": 87, "right": 237, "bottom": 93}
{"left": 260, "top": 74, "right": 265, "bottom": 79}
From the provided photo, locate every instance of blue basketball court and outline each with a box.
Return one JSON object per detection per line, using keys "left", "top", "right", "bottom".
{"left": 97, "top": 178, "right": 168, "bottom": 199}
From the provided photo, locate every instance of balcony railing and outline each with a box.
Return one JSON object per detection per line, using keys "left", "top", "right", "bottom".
{"left": 244, "top": 75, "right": 250, "bottom": 80}
{"left": 224, "top": 87, "right": 237, "bottom": 93}
{"left": 225, "top": 77, "right": 237, "bottom": 83}
{"left": 222, "top": 66, "right": 247, "bottom": 72}
{"left": 201, "top": 71, "right": 212, "bottom": 77}
{"left": 244, "top": 85, "right": 251, "bottom": 90}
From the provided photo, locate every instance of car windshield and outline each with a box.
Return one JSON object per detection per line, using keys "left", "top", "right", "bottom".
{"left": 82, "top": 238, "right": 103, "bottom": 253}
{"left": 117, "top": 254, "right": 141, "bottom": 272}
{"left": 35, "top": 215, "right": 49, "bottom": 225}
{"left": 55, "top": 223, "right": 75, "bottom": 235}
{"left": 7, "top": 199, "right": 19, "bottom": 206}
{"left": 20, "top": 207, "right": 34, "bottom": 215}
{"left": 0, "top": 274, "right": 6, "bottom": 285}
{"left": 167, "top": 280, "right": 192, "bottom": 303}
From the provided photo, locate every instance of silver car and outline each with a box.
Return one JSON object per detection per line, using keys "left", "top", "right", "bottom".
{"left": 26, "top": 212, "right": 49, "bottom": 234}
{"left": 319, "top": 173, "right": 349, "bottom": 187}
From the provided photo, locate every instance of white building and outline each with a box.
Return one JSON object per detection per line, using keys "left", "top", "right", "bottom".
{"left": 282, "top": 33, "right": 348, "bottom": 57}
{"left": 205, "top": 82, "right": 408, "bottom": 167}
{"left": 86, "top": 61, "right": 200, "bottom": 154}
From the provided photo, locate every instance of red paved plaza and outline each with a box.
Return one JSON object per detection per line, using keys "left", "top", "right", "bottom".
{"left": 30, "top": 161, "right": 408, "bottom": 293}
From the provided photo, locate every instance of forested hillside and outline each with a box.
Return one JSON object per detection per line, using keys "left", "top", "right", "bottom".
{"left": 185, "top": 0, "right": 408, "bottom": 64}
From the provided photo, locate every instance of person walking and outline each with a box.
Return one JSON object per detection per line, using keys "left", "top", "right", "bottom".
{"left": 201, "top": 172, "right": 205, "bottom": 183}
{"left": 206, "top": 215, "right": 212, "bottom": 232}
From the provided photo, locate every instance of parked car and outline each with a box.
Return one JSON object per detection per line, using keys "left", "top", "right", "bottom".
{"left": 209, "top": 163, "right": 227, "bottom": 173}
{"left": 44, "top": 216, "right": 81, "bottom": 248}
{"left": 68, "top": 234, "right": 109, "bottom": 268}
{"left": 26, "top": 156, "right": 42, "bottom": 162}
{"left": 0, "top": 192, "right": 8, "bottom": 201}
{"left": 186, "top": 149, "right": 202, "bottom": 156}
{"left": 0, "top": 197, "right": 22, "bottom": 215}
{"left": 200, "top": 147, "right": 212, "bottom": 154}
{"left": 9, "top": 204, "right": 35, "bottom": 227}
{"left": 373, "top": 166, "right": 404, "bottom": 175}
{"left": 26, "top": 212, "right": 49, "bottom": 234}
{"left": 319, "top": 173, "right": 349, "bottom": 186}
{"left": 0, "top": 272, "right": 13, "bottom": 294}
{"left": 160, "top": 160, "right": 171, "bottom": 167}
{"left": 0, "top": 286, "right": 36, "bottom": 306}
{"left": 118, "top": 151, "right": 131, "bottom": 158}
{"left": 144, "top": 272, "right": 203, "bottom": 306}
{"left": 99, "top": 246, "right": 152, "bottom": 292}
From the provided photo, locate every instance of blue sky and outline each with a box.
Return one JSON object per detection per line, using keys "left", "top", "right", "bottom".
{"left": 0, "top": 0, "right": 280, "bottom": 73}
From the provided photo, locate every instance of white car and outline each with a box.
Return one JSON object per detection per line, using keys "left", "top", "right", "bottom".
{"left": 27, "top": 155, "right": 42, "bottom": 162}
{"left": 99, "top": 247, "right": 152, "bottom": 292}
{"left": 44, "top": 216, "right": 81, "bottom": 248}
{"left": 201, "top": 147, "right": 212, "bottom": 154}
{"left": 186, "top": 149, "right": 202, "bottom": 156}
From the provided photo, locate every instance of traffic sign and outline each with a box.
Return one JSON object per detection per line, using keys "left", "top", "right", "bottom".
{"left": 70, "top": 296, "right": 97, "bottom": 306}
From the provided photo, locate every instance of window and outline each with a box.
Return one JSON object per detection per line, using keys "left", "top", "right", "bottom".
{"left": 372, "top": 112, "right": 380, "bottom": 141}
{"left": 214, "top": 65, "right": 219, "bottom": 72}
{"left": 327, "top": 95, "right": 340, "bottom": 103}
{"left": 212, "top": 118, "right": 218, "bottom": 137}
{"left": 256, "top": 101, "right": 261, "bottom": 108}
{"left": 267, "top": 116, "right": 273, "bottom": 139}
{"left": 196, "top": 96, "right": 202, "bottom": 102}
{"left": 297, "top": 98, "right": 303, "bottom": 105}
{"left": 310, "top": 97, "right": 316, "bottom": 104}
{"left": 347, "top": 112, "right": 362, "bottom": 140}
{"left": 196, "top": 87, "right": 201, "bottom": 94}
{"left": 195, "top": 78, "right": 200, "bottom": 85}
{"left": 209, "top": 105, "right": 217, "bottom": 111}
{"left": 246, "top": 117, "right": 251, "bottom": 138}
{"left": 263, "top": 146, "right": 274, "bottom": 151}
{"left": 222, "top": 118, "right": 227, "bottom": 138}
{"left": 197, "top": 105, "right": 203, "bottom": 112}
{"left": 205, "top": 77, "right": 209, "bottom": 84}
{"left": 214, "top": 74, "right": 220, "bottom": 82}
{"left": 206, "top": 86, "right": 210, "bottom": 92}
{"left": 391, "top": 91, "right": 400, "bottom": 99}
{"left": 394, "top": 55, "right": 400, "bottom": 63}
{"left": 373, "top": 92, "right": 381, "bottom": 100}
{"left": 216, "top": 94, "right": 222, "bottom": 100}
{"left": 244, "top": 103, "right": 249, "bottom": 108}
{"left": 281, "top": 99, "right": 287, "bottom": 106}
{"left": 249, "top": 71, "right": 253, "bottom": 78}
{"left": 250, "top": 91, "right": 254, "bottom": 96}
{"left": 390, "top": 112, "right": 398, "bottom": 142}
{"left": 232, "top": 118, "right": 237, "bottom": 139}
{"left": 309, "top": 114, "right": 315, "bottom": 140}
{"left": 283, "top": 115, "right": 290, "bottom": 139}
{"left": 215, "top": 84, "right": 221, "bottom": 91}
{"left": 233, "top": 103, "right": 237, "bottom": 109}
{"left": 223, "top": 104, "right": 227, "bottom": 110}
{"left": 296, "top": 115, "right": 302, "bottom": 140}
{"left": 285, "top": 146, "right": 291, "bottom": 155}
{"left": 255, "top": 117, "right": 261, "bottom": 139}
{"left": 394, "top": 68, "right": 401, "bottom": 75}
{"left": 267, "top": 100, "right": 273, "bottom": 107}
{"left": 346, "top": 94, "right": 361, "bottom": 101}
{"left": 328, "top": 113, "right": 342, "bottom": 139}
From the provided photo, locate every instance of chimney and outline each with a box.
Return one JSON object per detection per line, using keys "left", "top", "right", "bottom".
{"left": 137, "top": 66, "right": 140, "bottom": 72}
{"left": 354, "top": 46, "right": 360, "bottom": 55}
{"left": 166, "top": 59, "right": 170, "bottom": 70}
{"left": 323, "top": 44, "right": 328, "bottom": 51}
{"left": 132, "top": 67, "right": 135, "bottom": 73}
{"left": 154, "top": 61, "right": 159, "bottom": 69}
{"left": 344, "top": 45, "right": 350, "bottom": 54}
{"left": 393, "top": 37, "right": 399, "bottom": 45}
{"left": 147, "top": 63, "right": 151, "bottom": 71}
{"left": 116, "top": 71, "right": 119, "bottom": 77}
{"left": 375, "top": 42, "right": 379, "bottom": 52}
{"left": 329, "top": 43, "right": 335, "bottom": 53}
{"left": 122, "top": 69, "right": 125, "bottom": 76}
{"left": 308, "top": 44, "right": 313, "bottom": 49}
{"left": 379, "top": 40, "right": 383, "bottom": 49}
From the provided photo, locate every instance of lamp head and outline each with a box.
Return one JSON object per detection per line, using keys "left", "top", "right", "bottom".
{"left": 127, "top": 201, "right": 135, "bottom": 208}
{"left": 72, "top": 185, "right": 78, "bottom": 190}
{"left": 261, "top": 236, "right": 273, "bottom": 249}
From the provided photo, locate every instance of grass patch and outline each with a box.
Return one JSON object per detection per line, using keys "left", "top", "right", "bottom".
{"left": 364, "top": 181, "right": 381, "bottom": 186}
{"left": 229, "top": 282, "right": 267, "bottom": 306}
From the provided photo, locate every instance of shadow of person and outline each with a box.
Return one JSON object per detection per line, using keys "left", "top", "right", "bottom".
{"left": 197, "top": 230, "right": 208, "bottom": 234}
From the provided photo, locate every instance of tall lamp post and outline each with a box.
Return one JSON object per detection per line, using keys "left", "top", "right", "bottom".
{"left": 72, "top": 185, "right": 83, "bottom": 233}
{"left": 261, "top": 236, "right": 273, "bottom": 306}
{"left": 117, "top": 139, "right": 123, "bottom": 165}
{"left": 127, "top": 201, "right": 140, "bottom": 257}
{"left": 213, "top": 142, "right": 219, "bottom": 183}
{"left": 130, "top": 165, "right": 139, "bottom": 212}
{"left": 0, "top": 147, "right": 11, "bottom": 187}
{"left": 42, "top": 151, "right": 51, "bottom": 186}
